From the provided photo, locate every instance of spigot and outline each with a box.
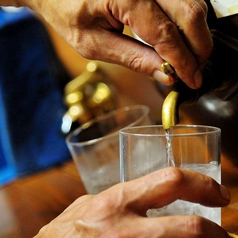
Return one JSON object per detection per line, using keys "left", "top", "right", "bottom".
{"left": 161, "top": 62, "right": 183, "bottom": 130}
{"left": 61, "top": 61, "right": 118, "bottom": 134}
{"left": 161, "top": 30, "right": 238, "bottom": 130}
{"left": 162, "top": 90, "right": 180, "bottom": 130}
{"left": 161, "top": 62, "right": 200, "bottom": 130}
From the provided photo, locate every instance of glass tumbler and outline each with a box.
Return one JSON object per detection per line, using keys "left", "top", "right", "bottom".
{"left": 66, "top": 105, "right": 154, "bottom": 194}
{"left": 120, "top": 125, "right": 221, "bottom": 225}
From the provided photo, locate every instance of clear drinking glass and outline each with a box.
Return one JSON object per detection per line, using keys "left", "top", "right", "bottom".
{"left": 120, "top": 125, "right": 221, "bottom": 225}
{"left": 66, "top": 105, "right": 154, "bottom": 194}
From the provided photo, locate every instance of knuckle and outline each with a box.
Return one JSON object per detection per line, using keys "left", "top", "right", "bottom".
{"left": 185, "top": 216, "right": 207, "bottom": 237}
{"left": 185, "top": 2, "right": 207, "bottom": 24}
{"left": 97, "top": 193, "right": 114, "bottom": 209}
{"left": 195, "top": 0, "right": 208, "bottom": 15}
{"left": 157, "top": 19, "right": 178, "bottom": 44}
{"left": 76, "top": 41, "right": 98, "bottom": 60}
{"left": 126, "top": 55, "right": 144, "bottom": 73}
{"left": 161, "top": 167, "right": 185, "bottom": 187}
{"left": 198, "top": 172, "right": 216, "bottom": 193}
{"left": 121, "top": 46, "right": 152, "bottom": 74}
{"left": 97, "top": 187, "right": 126, "bottom": 212}
{"left": 69, "top": 31, "right": 99, "bottom": 59}
{"left": 153, "top": 19, "right": 180, "bottom": 56}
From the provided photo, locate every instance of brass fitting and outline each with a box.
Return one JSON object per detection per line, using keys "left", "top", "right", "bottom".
{"left": 162, "top": 90, "right": 180, "bottom": 130}
{"left": 61, "top": 61, "right": 118, "bottom": 134}
{"left": 161, "top": 62, "right": 180, "bottom": 130}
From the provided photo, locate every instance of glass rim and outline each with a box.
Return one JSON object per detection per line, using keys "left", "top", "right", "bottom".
{"left": 66, "top": 104, "right": 150, "bottom": 146}
{"left": 119, "top": 124, "right": 221, "bottom": 137}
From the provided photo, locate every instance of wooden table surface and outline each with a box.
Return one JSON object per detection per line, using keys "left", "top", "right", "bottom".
{"left": 0, "top": 155, "right": 237, "bottom": 238}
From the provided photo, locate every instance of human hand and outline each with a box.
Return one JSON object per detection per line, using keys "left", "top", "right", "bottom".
{"left": 12, "top": 0, "right": 212, "bottom": 89}
{"left": 34, "top": 167, "right": 230, "bottom": 238}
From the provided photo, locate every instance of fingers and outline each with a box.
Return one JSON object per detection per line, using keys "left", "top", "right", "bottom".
{"left": 76, "top": 29, "right": 172, "bottom": 85}
{"left": 152, "top": 0, "right": 213, "bottom": 88}
{"left": 75, "top": 214, "right": 230, "bottom": 238}
{"left": 82, "top": 0, "right": 212, "bottom": 89}
{"left": 29, "top": 0, "right": 212, "bottom": 89}
{"left": 70, "top": 168, "right": 230, "bottom": 238}
{"left": 126, "top": 215, "right": 230, "bottom": 238}
{"left": 112, "top": 167, "right": 230, "bottom": 213}
{"left": 126, "top": 0, "right": 212, "bottom": 88}
{"left": 74, "top": 193, "right": 230, "bottom": 238}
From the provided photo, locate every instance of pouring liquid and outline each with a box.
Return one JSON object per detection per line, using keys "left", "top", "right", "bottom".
{"left": 165, "top": 128, "right": 175, "bottom": 167}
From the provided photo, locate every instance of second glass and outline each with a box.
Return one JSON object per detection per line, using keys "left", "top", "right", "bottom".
{"left": 66, "top": 105, "right": 154, "bottom": 194}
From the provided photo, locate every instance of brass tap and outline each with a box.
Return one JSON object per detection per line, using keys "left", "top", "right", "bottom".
{"left": 162, "top": 90, "right": 180, "bottom": 130}
{"left": 61, "top": 61, "right": 118, "bottom": 134}
{"left": 161, "top": 62, "right": 180, "bottom": 130}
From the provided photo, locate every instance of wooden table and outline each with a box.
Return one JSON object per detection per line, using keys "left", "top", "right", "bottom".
{"left": 0, "top": 155, "right": 237, "bottom": 238}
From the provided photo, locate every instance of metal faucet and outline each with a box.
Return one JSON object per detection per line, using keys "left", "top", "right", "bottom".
{"left": 162, "top": 90, "right": 180, "bottom": 130}
{"left": 161, "top": 62, "right": 181, "bottom": 130}
{"left": 61, "top": 61, "right": 118, "bottom": 134}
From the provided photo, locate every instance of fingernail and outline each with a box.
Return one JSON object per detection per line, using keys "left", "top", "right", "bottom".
{"left": 153, "top": 70, "right": 173, "bottom": 86}
{"left": 193, "top": 70, "right": 202, "bottom": 88}
{"left": 220, "top": 185, "right": 230, "bottom": 201}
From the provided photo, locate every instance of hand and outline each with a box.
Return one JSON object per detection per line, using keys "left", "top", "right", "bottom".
{"left": 12, "top": 0, "right": 212, "bottom": 89}
{"left": 34, "top": 167, "right": 230, "bottom": 237}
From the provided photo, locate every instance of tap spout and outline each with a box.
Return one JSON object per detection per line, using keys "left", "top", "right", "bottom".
{"left": 162, "top": 90, "right": 180, "bottom": 130}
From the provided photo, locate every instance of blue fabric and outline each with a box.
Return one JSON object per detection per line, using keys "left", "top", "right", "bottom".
{"left": 0, "top": 81, "right": 16, "bottom": 186}
{"left": 0, "top": 8, "right": 71, "bottom": 181}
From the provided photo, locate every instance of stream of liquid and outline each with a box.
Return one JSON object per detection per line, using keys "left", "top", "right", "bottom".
{"left": 165, "top": 128, "right": 175, "bottom": 167}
